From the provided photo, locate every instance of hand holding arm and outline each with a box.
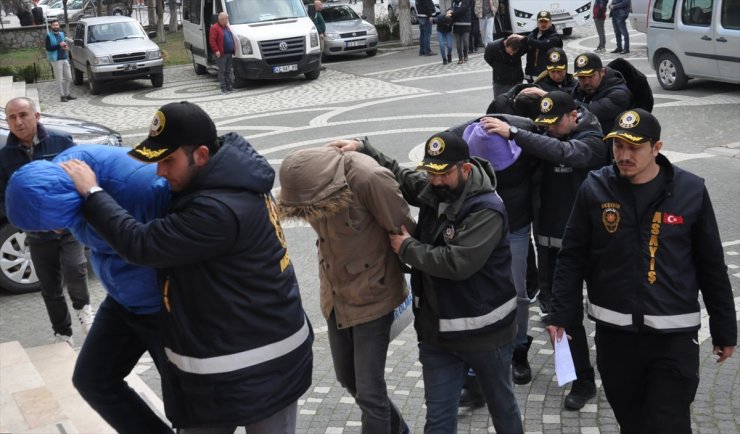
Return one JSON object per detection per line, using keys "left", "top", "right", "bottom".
{"left": 389, "top": 224, "right": 411, "bottom": 254}
{"left": 326, "top": 138, "right": 363, "bottom": 153}
{"left": 59, "top": 160, "right": 99, "bottom": 196}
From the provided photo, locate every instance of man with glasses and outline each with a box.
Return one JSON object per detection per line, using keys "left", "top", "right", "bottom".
{"left": 329, "top": 132, "right": 523, "bottom": 434}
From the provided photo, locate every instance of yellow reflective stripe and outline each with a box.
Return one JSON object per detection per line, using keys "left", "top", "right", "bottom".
{"left": 644, "top": 312, "right": 701, "bottom": 330}
{"left": 438, "top": 297, "right": 517, "bottom": 333}
{"left": 165, "top": 318, "right": 310, "bottom": 375}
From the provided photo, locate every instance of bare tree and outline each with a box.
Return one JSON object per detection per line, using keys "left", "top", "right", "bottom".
{"left": 362, "top": 0, "right": 374, "bottom": 24}
{"left": 155, "top": 0, "right": 164, "bottom": 41}
{"left": 146, "top": 0, "right": 155, "bottom": 26}
{"left": 398, "top": 0, "right": 412, "bottom": 46}
{"left": 167, "top": 0, "right": 176, "bottom": 32}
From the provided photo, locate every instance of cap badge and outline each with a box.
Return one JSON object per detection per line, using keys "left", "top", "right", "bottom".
{"left": 618, "top": 111, "right": 640, "bottom": 129}
{"left": 575, "top": 55, "right": 588, "bottom": 67}
{"left": 443, "top": 224, "right": 456, "bottom": 241}
{"left": 540, "top": 97, "right": 554, "bottom": 113}
{"left": 549, "top": 51, "right": 561, "bottom": 63}
{"left": 427, "top": 137, "right": 446, "bottom": 156}
{"left": 539, "top": 11, "right": 548, "bottom": 18}
{"left": 601, "top": 203, "right": 621, "bottom": 234}
{"left": 149, "top": 111, "right": 166, "bottom": 137}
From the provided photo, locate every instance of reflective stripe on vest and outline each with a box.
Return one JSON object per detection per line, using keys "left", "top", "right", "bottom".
{"left": 536, "top": 235, "right": 562, "bottom": 249}
{"left": 165, "top": 318, "right": 310, "bottom": 375}
{"left": 438, "top": 296, "right": 517, "bottom": 333}
{"left": 587, "top": 301, "right": 632, "bottom": 326}
{"left": 644, "top": 312, "right": 701, "bottom": 330}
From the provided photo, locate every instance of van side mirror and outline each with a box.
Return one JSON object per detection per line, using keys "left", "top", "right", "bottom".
{"left": 148, "top": 31, "right": 157, "bottom": 39}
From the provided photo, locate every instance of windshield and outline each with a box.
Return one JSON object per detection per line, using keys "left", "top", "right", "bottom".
{"left": 225, "top": 0, "right": 308, "bottom": 25}
{"left": 322, "top": 5, "right": 360, "bottom": 22}
{"left": 88, "top": 21, "right": 146, "bottom": 43}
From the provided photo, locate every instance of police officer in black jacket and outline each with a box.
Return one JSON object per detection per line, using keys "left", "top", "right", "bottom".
{"left": 546, "top": 109, "right": 736, "bottom": 433}
{"left": 508, "top": 11, "right": 563, "bottom": 82}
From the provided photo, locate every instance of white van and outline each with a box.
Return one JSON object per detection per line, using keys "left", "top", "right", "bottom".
{"left": 647, "top": 0, "right": 740, "bottom": 90}
{"left": 495, "top": 0, "right": 592, "bottom": 36}
{"left": 183, "top": 0, "right": 321, "bottom": 87}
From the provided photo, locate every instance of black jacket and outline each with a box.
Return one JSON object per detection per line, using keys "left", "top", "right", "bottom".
{"left": 536, "top": 72, "right": 577, "bottom": 93}
{"left": 523, "top": 26, "right": 562, "bottom": 77}
{"left": 82, "top": 133, "right": 313, "bottom": 428}
{"left": 572, "top": 67, "right": 633, "bottom": 140}
{"left": 548, "top": 155, "right": 737, "bottom": 348}
{"left": 417, "top": 0, "right": 436, "bottom": 19}
{"left": 485, "top": 83, "right": 541, "bottom": 116}
{"left": 484, "top": 38, "right": 525, "bottom": 85}
{"left": 451, "top": 0, "right": 472, "bottom": 33}
{"left": 511, "top": 106, "right": 607, "bottom": 242}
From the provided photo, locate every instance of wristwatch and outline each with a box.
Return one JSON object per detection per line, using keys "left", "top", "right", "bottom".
{"left": 509, "top": 125, "right": 519, "bottom": 138}
{"left": 85, "top": 185, "right": 103, "bottom": 198}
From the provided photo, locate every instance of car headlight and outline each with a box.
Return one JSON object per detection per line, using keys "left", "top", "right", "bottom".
{"left": 514, "top": 9, "right": 533, "bottom": 19}
{"left": 146, "top": 49, "right": 161, "bottom": 60}
{"left": 93, "top": 55, "right": 113, "bottom": 65}
{"left": 325, "top": 32, "right": 340, "bottom": 41}
{"left": 576, "top": 3, "right": 590, "bottom": 13}
{"left": 238, "top": 35, "right": 253, "bottom": 55}
{"left": 310, "top": 30, "right": 319, "bottom": 47}
{"left": 365, "top": 23, "right": 377, "bottom": 35}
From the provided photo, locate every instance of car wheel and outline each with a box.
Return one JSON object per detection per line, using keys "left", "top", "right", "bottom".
{"left": 366, "top": 49, "right": 377, "bottom": 57}
{"left": 562, "top": 27, "right": 573, "bottom": 36}
{"left": 410, "top": 8, "right": 418, "bottom": 24}
{"left": 656, "top": 52, "right": 688, "bottom": 90}
{"left": 305, "top": 69, "right": 320, "bottom": 80}
{"left": 87, "top": 65, "right": 101, "bottom": 95}
{"left": 113, "top": 8, "right": 123, "bottom": 15}
{"left": 193, "top": 54, "right": 207, "bottom": 75}
{"left": 73, "top": 66, "right": 84, "bottom": 85}
{"left": 0, "top": 224, "right": 40, "bottom": 294}
{"left": 151, "top": 72, "right": 164, "bottom": 88}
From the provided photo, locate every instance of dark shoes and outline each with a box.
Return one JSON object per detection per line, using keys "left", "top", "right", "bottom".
{"left": 60, "top": 96, "right": 68, "bottom": 102}
{"left": 459, "top": 375, "right": 486, "bottom": 409}
{"left": 447, "top": 54, "right": 452, "bottom": 63}
{"left": 621, "top": 50, "right": 630, "bottom": 54}
{"left": 66, "top": 95, "right": 77, "bottom": 100}
{"left": 512, "top": 335, "right": 533, "bottom": 385}
{"left": 564, "top": 378, "right": 597, "bottom": 410}
{"left": 611, "top": 48, "right": 623, "bottom": 53}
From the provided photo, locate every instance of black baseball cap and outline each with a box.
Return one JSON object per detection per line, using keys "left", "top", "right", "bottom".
{"left": 546, "top": 47, "right": 567, "bottom": 71}
{"left": 573, "top": 52, "right": 603, "bottom": 77}
{"left": 537, "top": 11, "right": 551, "bottom": 21}
{"left": 534, "top": 91, "right": 577, "bottom": 126}
{"left": 129, "top": 101, "right": 217, "bottom": 163}
{"left": 417, "top": 131, "right": 470, "bottom": 174}
{"left": 604, "top": 109, "right": 661, "bottom": 145}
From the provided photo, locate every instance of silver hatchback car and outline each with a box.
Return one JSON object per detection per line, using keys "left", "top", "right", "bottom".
{"left": 322, "top": 5, "right": 379, "bottom": 58}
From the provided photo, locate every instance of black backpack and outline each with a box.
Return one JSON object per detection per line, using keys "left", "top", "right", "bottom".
{"left": 608, "top": 58, "right": 654, "bottom": 112}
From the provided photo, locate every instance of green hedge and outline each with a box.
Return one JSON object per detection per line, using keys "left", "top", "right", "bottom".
{"left": 0, "top": 65, "right": 37, "bottom": 84}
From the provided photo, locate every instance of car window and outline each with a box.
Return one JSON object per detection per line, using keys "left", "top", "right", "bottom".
{"left": 323, "top": 5, "right": 360, "bottom": 22}
{"left": 721, "top": 0, "right": 740, "bottom": 29}
{"left": 681, "top": 0, "right": 712, "bottom": 26}
{"left": 652, "top": 0, "right": 677, "bottom": 23}
{"left": 75, "top": 22, "right": 85, "bottom": 39}
{"left": 226, "top": 0, "right": 307, "bottom": 25}
{"left": 88, "top": 21, "right": 146, "bottom": 42}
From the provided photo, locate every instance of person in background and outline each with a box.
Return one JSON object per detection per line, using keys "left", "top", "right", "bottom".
{"left": 449, "top": 0, "right": 472, "bottom": 64}
{"left": 593, "top": 0, "right": 608, "bottom": 52}
{"left": 417, "top": 0, "right": 437, "bottom": 56}
{"left": 546, "top": 109, "right": 736, "bottom": 432}
{"left": 483, "top": 36, "right": 525, "bottom": 97}
{"left": 436, "top": 8, "right": 454, "bottom": 64}
{"left": 31, "top": 0, "right": 44, "bottom": 25}
{"left": 0, "top": 97, "right": 93, "bottom": 347}
{"left": 534, "top": 47, "right": 576, "bottom": 93}
{"left": 508, "top": 11, "right": 562, "bottom": 82}
{"left": 478, "top": 0, "right": 497, "bottom": 46}
{"left": 609, "top": 0, "right": 631, "bottom": 53}
{"left": 469, "top": 0, "right": 483, "bottom": 53}
{"left": 312, "top": 0, "right": 327, "bottom": 70}
{"left": 209, "top": 12, "right": 235, "bottom": 94}
{"left": 46, "top": 19, "right": 77, "bottom": 102}
{"left": 17, "top": 4, "right": 33, "bottom": 26}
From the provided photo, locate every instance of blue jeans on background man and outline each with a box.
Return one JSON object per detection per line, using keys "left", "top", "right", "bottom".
{"left": 328, "top": 311, "right": 408, "bottom": 434}
{"left": 509, "top": 225, "right": 531, "bottom": 349}
{"left": 437, "top": 31, "right": 452, "bottom": 62}
{"left": 419, "top": 341, "right": 523, "bottom": 434}
{"left": 72, "top": 296, "right": 173, "bottom": 434}
{"left": 612, "top": 15, "right": 629, "bottom": 51}
{"left": 419, "top": 17, "right": 433, "bottom": 55}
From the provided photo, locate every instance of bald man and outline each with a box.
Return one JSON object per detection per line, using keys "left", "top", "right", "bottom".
{"left": 208, "top": 12, "right": 235, "bottom": 93}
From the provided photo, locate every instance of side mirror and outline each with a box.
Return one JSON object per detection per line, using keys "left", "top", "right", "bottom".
{"left": 148, "top": 30, "right": 157, "bottom": 38}
{"left": 74, "top": 38, "right": 84, "bottom": 46}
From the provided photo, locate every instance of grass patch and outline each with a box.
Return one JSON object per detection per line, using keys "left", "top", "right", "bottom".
{"left": 157, "top": 30, "right": 189, "bottom": 66}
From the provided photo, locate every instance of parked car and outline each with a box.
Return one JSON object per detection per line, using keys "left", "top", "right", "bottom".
{"left": 387, "top": 0, "right": 440, "bottom": 25}
{"left": 0, "top": 108, "right": 122, "bottom": 294}
{"left": 68, "top": 16, "right": 164, "bottom": 95}
{"left": 647, "top": 0, "right": 740, "bottom": 90}
{"left": 45, "top": 0, "right": 85, "bottom": 22}
{"left": 322, "top": 5, "right": 379, "bottom": 58}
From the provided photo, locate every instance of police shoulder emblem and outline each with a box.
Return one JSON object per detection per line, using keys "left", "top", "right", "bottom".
{"left": 540, "top": 97, "right": 554, "bottom": 113}
{"left": 549, "top": 51, "right": 560, "bottom": 63}
{"left": 427, "top": 136, "right": 446, "bottom": 156}
{"left": 149, "top": 111, "right": 166, "bottom": 137}
{"left": 618, "top": 111, "right": 640, "bottom": 129}
{"left": 600, "top": 202, "right": 621, "bottom": 234}
{"left": 443, "top": 224, "right": 455, "bottom": 241}
{"left": 575, "top": 55, "right": 588, "bottom": 67}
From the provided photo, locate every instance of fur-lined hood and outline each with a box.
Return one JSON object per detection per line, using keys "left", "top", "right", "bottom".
{"left": 277, "top": 147, "right": 353, "bottom": 221}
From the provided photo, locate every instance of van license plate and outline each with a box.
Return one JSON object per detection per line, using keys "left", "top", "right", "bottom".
{"left": 273, "top": 64, "right": 298, "bottom": 73}
{"left": 346, "top": 40, "right": 365, "bottom": 48}
{"left": 124, "top": 63, "right": 138, "bottom": 71}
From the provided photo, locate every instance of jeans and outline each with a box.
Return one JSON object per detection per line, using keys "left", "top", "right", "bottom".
{"left": 612, "top": 15, "right": 629, "bottom": 50}
{"left": 29, "top": 233, "right": 89, "bottom": 337}
{"left": 51, "top": 58, "right": 72, "bottom": 97}
{"left": 454, "top": 32, "right": 469, "bottom": 60}
{"left": 508, "top": 226, "right": 531, "bottom": 348}
{"left": 480, "top": 15, "right": 494, "bottom": 45}
{"left": 72, "top": 296, "right": 173, "bottom": 434}
{"left": 328, "top": 311, "right": 407, "bottom": 434}
{"left": 419, "top": 17, "right": 433, "bottom": 54}
{"left": 217, "top": 53, "right": 233, "bottom": 90}
{"left": 594, "top": 18, "right": 606, "bottom": 49}
{"left": 437, "top": 31, "right": 453, "bottom": 61}
{"left": 178, "top": 401, "right": 297, "bottom": 434}
{"left": 419, "top": 341, "right": 523, "bottom": 434}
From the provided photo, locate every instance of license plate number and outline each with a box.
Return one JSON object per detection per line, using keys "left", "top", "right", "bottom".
{"left": 124, "top": 63, "right": 138, "bottom": 71}
{"left": 346, "top": 40, "right": 365, "bottom": 48}
{"left": 273, "top": 64, "right": 298, "bottom": 73}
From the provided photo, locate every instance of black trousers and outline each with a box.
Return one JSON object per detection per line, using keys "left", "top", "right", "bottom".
{"left": 595, "top": 326, "right": 700, "bottom": 434}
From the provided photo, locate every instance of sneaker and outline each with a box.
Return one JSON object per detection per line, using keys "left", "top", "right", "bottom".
{"left": 539, "top": 298, "right": 551, "bottom": 318}
{"left": 60, "top": 96, "right": 68, "bottom": 102}
{"left": 425, "top": 51, "right": 437, "bottom": 56}
{"left": 621, "top": 50, "right": 630, "bottom": 54}
{"left": 65, "top": 95, "right": 77, "bottom": 100}
{"left": 75, "top": 304, "right": 95, "bottom": 335}
{"left": 53, "top": 333, "right": 74, "bottom": 347}
{"left": 564, "top": 378, "right": 597, "bottom": 410}
{"left": 611, "top": 48, "right": 623, "bottom": 53}
{"left": 221, "top": 89, "right": 229, "bottom": 94}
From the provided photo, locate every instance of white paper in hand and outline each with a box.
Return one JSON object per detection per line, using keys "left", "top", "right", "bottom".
{"left": 554, "top": 335, "right": 578, "bottom": 386}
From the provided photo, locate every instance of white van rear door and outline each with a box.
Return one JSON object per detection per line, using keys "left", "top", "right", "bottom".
{"left": 714, "top": 0, "right": 740, "bottom": 82}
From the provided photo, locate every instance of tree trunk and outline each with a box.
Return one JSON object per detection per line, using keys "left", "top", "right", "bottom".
{"left": 167, "top": 0, "right": 176, "bottom": 32}
{"left": 147, "top": 0, "right": 156, "bottom": 28}
{"left": 362, "top": 0, "right": 375, "bottom": 24}
{"left": 156, "top": 0, "right": 164, "bottom": 41}
{"left": 398, "top": 0, "right": 412, "bottom": 46}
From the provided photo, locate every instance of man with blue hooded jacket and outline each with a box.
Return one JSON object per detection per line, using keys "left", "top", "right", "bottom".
{"left": 61, "top": 101, "right": 314, "bottom": 433}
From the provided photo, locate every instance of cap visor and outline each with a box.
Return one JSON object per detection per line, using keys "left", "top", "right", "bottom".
{"left": 535, "top": 114, "right": 562, "bottom": 126}
{"left": 547, "top": 65, "right": 566, "bottom": 71}
{"left": 604, "top": 131, "right": 649, "bottom": 145}
{"left": 128, "top": 139, "right": 176, "bottom": 163}
{"left": 574, "top": 69, "right": 595, "bottom": 77}
{"left": 417, "top": 161, "right": 451, "bottom": 174}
